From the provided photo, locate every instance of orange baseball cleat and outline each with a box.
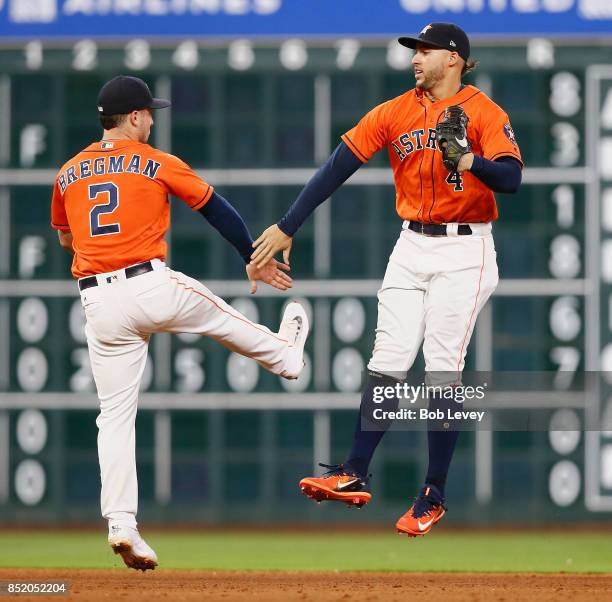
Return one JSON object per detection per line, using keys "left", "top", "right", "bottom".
{"left": 299, "top": 463, "right": 372, "bottom": 508}
{"left": 395, "top": 485, "right": 447, "bottom": 537}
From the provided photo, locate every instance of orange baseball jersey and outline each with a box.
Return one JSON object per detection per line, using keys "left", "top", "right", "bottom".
{"left": 51, "top": 139, "right": 213, "bottom": 278}
{"left": 341, "top": 84, "right": 522, "bottom": 224}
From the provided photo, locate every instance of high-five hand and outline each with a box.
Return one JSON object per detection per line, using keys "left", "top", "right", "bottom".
{"left": 246, "top": 258, "right": 292, "bottom": 294}
{"left": 251, "top": 225, "right": 293, "bottom": 269}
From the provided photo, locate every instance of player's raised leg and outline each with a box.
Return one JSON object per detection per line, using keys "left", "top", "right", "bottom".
{"left": 160, "top": 268, "right": 309, "bottom": 379}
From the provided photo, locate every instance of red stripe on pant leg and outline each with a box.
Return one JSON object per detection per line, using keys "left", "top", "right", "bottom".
{"left": 168, "top": 274, "right": 289, "bottom": 344}
{"left": 456, "top": 239, "right": 485, "bottom": 373}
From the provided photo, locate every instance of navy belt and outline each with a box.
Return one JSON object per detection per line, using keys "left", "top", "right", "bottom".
{"left": 408, "top": 221, "right": 472, "bottom": 237}
{"left": 78, "top": 261, "right": 154, "bottom": 292}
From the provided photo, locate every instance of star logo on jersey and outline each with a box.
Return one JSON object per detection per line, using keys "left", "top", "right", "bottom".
{"left": 504, "top": 122, "right": 517, "bottom": 146}
{"left": 420, "top": 24, "right": 433, "bottom": 35}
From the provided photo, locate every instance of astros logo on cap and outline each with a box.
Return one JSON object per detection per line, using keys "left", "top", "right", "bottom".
{"left": 421, "top": 24, "right": 433, "bottom": 34}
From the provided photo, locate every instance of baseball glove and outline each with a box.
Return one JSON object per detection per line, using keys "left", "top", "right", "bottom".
{"left": 436, "top": 105, "right": 471, "bottom": 172}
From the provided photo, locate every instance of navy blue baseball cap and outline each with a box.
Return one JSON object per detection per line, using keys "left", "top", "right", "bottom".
{"left": 97, "top": 75, "right": 171, "bottom": 116}
{"left": 399, "top": 23, "right": 470, "bottom": 62}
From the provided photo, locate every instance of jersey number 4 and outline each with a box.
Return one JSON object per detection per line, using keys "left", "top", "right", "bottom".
{"left": 446, "top": 171, "right": 464, "bottom": 192}
{"left": 89, "top": 182, "right": 120, "bottom": 237}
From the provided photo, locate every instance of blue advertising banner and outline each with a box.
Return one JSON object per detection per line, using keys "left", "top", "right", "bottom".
{"left": 0, "top": 0, "right": 610, "bottom": 40}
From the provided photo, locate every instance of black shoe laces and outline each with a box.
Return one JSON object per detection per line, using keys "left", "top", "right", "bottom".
{"left": 412, "top": 489, "right": 446, "bottom": 519}
{"left": 318, "top": 462, "right": 349, "bottom": 477}
{"left": 318, "top": 463, "right": 371, "bottom": 483}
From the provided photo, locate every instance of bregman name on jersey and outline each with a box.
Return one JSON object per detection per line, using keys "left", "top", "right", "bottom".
{"left": 58, "top": 154, "right": 162, "bottom": 194}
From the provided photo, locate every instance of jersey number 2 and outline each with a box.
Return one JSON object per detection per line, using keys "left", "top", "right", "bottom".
{"left": 89, "top": 182, "right": 120, "bottom": 237}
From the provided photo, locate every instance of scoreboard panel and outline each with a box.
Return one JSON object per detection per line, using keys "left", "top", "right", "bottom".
{"left": 1, "top": 38, "right": 611, "bottom": 523}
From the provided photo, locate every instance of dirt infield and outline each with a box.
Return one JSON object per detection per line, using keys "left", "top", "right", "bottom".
{"left": 1, "top": 569, "right": 612, "bottom": 602}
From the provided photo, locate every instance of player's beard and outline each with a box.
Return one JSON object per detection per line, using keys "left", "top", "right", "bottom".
{"left": 416, "top": 63, "right": 445, "bottom": 91}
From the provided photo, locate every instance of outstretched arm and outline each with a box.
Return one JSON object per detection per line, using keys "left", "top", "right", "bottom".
{"left": 199, "top": 192, "right": 292, "bottom": 293}
{"left": 251, "top": 141, "right": 363, "bottom": 268}
{"left": 198, "top": 191, "right": 254, "bottom": 263}
{"left": 277, "top": 141, "right": 363, "bottom": 236}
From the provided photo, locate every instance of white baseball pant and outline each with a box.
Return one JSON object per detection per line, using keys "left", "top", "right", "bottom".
{"left": 368, "top": 222, "right": 498, "bottom": 380}
{"left": 80, "top": 259, "right": 295, "bottom": 529}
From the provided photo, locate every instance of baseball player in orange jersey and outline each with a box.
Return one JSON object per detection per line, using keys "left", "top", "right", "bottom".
{"left": 252, "top": 24, "right": 522, "bottom": 536}
{"left": 51, "top": 76, "right": 309, "bottom": 570}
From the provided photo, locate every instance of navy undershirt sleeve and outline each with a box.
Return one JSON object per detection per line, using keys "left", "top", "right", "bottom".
{"left": 470, "top": 155, "right": 522, "bottom": 193}
{"left": 275, "top": 145, "right": 520, "bottom": 237}
{"left": 277, "top": 141, "right": 363, "bottom": 236}
{"left": 198, "top": 191, "right": 253, "bottom": 263}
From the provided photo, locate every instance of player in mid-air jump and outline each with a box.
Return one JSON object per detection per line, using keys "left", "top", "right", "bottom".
{"left": 51, "top": 76, "right": 309, "bottom": 570}
{"left": 252, "top": 23, "right": 522, "bottom": 536}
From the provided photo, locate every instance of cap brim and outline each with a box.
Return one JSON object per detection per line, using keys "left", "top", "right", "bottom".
{"left": 398, "top": 36, "right": 447, "bottom": 51}
{"left": 149, "top": 98, "right": 171, "bottom": 109}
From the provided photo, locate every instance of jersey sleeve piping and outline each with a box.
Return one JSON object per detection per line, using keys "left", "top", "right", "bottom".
{"left": 51, "top": 222, "right": 71, "bottom": 231}
{"left": 190, "top": 184, "right": 214, "bottom": 211}
{"left": 488, "top": 151, "right": 523, "bottom": 166}
{"left": 341, "top": 134, "right": 369, "bottom": 163}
